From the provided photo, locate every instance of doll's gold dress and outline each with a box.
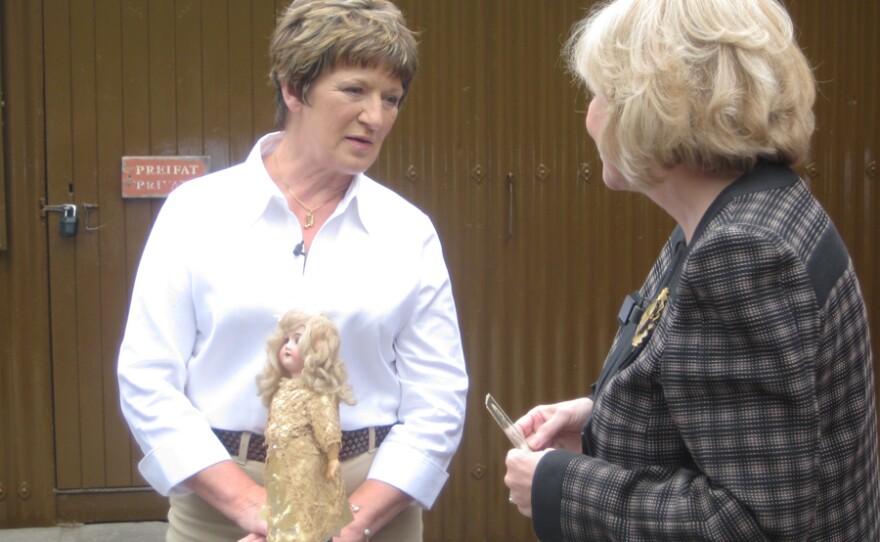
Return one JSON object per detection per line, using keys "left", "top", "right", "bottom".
{"left": 264, "top": 377, "right": 353, "bottom": 542}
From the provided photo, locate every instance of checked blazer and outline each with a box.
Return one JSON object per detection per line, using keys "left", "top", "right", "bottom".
{"left": 532, "top": 162, "right": 880, "bottom": 541}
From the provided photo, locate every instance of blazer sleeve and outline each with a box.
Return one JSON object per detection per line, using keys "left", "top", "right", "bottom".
{"left": 534, "top": 225, "right": 822, "bottom": 541}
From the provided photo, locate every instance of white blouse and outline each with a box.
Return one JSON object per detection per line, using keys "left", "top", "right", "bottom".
{"left": 118, "top": 133, "right": 468, "bottom": 507}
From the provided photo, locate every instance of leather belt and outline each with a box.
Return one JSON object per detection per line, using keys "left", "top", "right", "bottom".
{"left": 213, "top": 425, "right": 395, "bottom": 463}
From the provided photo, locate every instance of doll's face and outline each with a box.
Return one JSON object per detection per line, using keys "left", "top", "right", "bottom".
{"left": 279, "top": 325, "right": 306, "bottom": 376}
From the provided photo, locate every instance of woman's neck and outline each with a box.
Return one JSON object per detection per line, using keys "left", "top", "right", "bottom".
{"left": 645, "top": 164, "right": 743, "bottom": 244}
{"left": 271, "top": 138, "right": 352, "bottom": 203}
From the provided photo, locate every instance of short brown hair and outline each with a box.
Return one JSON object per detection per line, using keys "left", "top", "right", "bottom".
{"left": 269, "top": 0, "right": 419, "bottom": 128}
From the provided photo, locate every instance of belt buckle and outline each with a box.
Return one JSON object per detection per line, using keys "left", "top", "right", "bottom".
{"left": 236, "top": 432, "right": 252, "bottom": 465}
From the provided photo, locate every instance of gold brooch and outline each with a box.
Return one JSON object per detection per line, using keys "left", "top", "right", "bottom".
{"left": 632, "top": 287, "right": 669, "bottom": 347}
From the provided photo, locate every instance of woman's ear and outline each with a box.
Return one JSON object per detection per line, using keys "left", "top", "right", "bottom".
{"left": 280, "top": 82, "right": 305, "bottom": 114}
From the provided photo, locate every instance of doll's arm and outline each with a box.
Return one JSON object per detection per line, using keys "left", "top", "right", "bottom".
{"left": 326, "top": 443, "right": 341, "bottom": 478}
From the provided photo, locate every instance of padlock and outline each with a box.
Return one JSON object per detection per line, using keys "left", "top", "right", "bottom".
{"left": 60, "top": 204, "right": 78, "bottom": 237}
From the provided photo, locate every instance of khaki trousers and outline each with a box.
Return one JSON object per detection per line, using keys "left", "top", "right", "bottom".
{"left": 167, "top": 443, "right": 422, "bottom": 541}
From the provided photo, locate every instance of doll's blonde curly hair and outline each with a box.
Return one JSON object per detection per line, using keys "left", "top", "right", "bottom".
{"left": 257, "top": 311, "right": 356, "bottom": 408}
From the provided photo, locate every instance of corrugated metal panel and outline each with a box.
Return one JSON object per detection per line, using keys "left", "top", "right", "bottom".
{"left": 787, "top": 0, "right": 879, "bottom": 430}
{"left": 0, "top": 19, "right": 6, "bottom": 251}
{"left": 374, "top": 1, "right": 671, "bottom": 539}
{"left": 0, "top": 0, "right": 58, "bottom": 526}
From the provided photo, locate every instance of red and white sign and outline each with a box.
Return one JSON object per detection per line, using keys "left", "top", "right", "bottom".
{"left": 121, "top": 156, "right": 210, "bottom": 198}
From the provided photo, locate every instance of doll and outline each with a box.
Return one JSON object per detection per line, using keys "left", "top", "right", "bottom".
{"left": 256, "top": 311, "right": 356, "bottom": 542}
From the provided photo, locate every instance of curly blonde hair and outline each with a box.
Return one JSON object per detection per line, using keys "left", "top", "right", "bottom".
{"left": 257, "top": 311, "right": 356, "bottom": 408}
{"left": 269, "top": 0, "right": 419, "bottom": 128}
{"left": 564, "top": 0, "right": 816, "bottom": 189}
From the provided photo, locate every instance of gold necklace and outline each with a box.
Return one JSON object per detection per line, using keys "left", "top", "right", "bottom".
{"left": 273, "top": 152, "right": 332, "bottom": 229}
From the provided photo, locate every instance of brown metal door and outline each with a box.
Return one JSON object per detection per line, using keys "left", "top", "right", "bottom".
{"left": 42, "top": 0, "right": 280, "bottom": 522}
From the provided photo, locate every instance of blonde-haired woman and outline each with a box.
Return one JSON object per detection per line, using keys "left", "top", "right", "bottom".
{"left": 251, "top": 311, "right": 355, "bottom": 542}
{"left": 504, "top": 0, "right": 880, "bottom": 540}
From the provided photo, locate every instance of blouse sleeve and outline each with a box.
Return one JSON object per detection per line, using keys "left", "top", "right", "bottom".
{"left": 117, "top": 188, "right": 232, "bottom": 497}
